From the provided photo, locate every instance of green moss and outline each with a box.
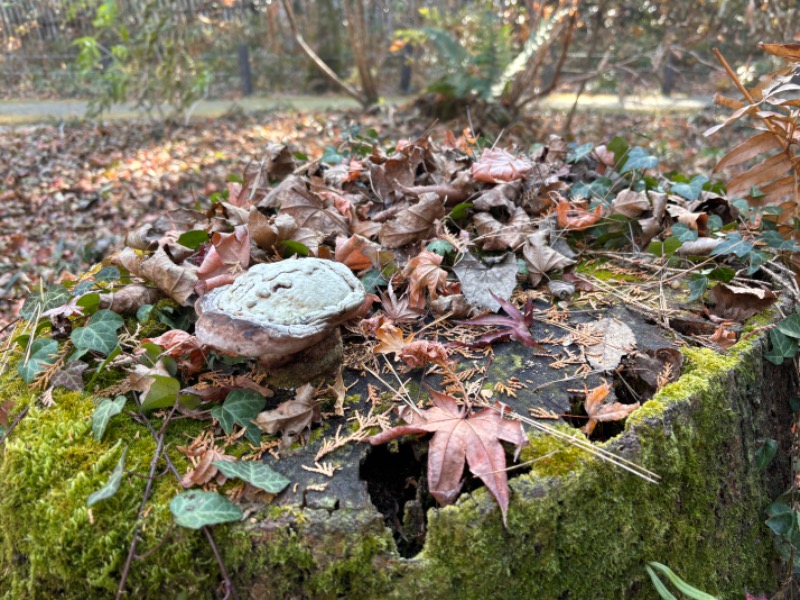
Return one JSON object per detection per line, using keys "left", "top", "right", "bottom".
{"left": 575, "top": 259, "right": 644, "bottom": 283}
{"left": 520, "top": 427, "right": 591, "bottom": 478}
{"left": 393, "top": 336, "right": 777, "bottom": 600}
{"left": 0, "top": 349, "right": 252, "bottom": 599}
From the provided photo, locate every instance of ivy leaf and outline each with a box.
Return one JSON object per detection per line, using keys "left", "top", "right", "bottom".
{"left": 671, "top": 223, "right": 698, "bottom": 243}
{"left": 139, "top": 375, "right": 180, "bottom": 412}
{"left": 18, "top": 338, "right": 59, "bottom": 383}
{"left": 670, "top": 175, "right": 708, "bottom": 201}
{"left": 87, "top": 445, "right": 127, "bottom": 507}
{"left": 20, "top": 285, "right": 71, "bottom": 320}
{"left": 213, "top": 460, "right": 291, "bottom": 494}
{"left": 647, "top": 237, "right": 682, "bottom": 258}
{"left": 453, "top": 253, "right": 518, "bottom": 311}
{"left": 755, "top": 438, "right": 778, "bottom": 471}
{"left": 765, "top": 330, "right": 797, "bottom": 365}
{"left": 777, "top": 314, "right": 800, "bottom": 339}
{"left": 567, "top": 142, "right": 594, "bottom": 164}
{"left": 710, "top": 233, "right": 754, "bottom": 258}
{"left": 92, "top": 395, "right": 127, "bottom": 441}
{"left": 210, "top": 389, "right": 266, "bottom": 444}
{"left": 170, "top": 490, "right": 243, "bottom": 529}
{"left": 94, "top": 266, "right": 121, "bottom": 283}
{"left": 687, "top": 276, "right": 708, "bottom": 303}
{"left": 70, "top": 309, "right": 125, "bottom": 356}
{"left": 620, "top": 147, "right": 658, "bottom": 173}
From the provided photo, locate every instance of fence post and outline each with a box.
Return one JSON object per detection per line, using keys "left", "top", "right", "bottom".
{"left": 237, "top": 43, "right": 253, "bottom": 96}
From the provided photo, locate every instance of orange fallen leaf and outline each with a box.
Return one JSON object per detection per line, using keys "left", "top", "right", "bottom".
{"left": 556, "top": 199, "right": 603, "bottom": 230}
{"left": 581, "top": 382, "right": 640, "bottom": 436}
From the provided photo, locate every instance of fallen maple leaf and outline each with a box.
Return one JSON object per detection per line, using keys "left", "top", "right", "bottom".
{"left": 581, "top": 382, "right": 640, "bottom": 436}
{"left": 379, "top": 194, "right": 445, "bottom": 248}
{"left": 374, "top": 322, "right": 411, "bottom": 356}
{"left": 471, "top": 149, "right": 533, "bottom": 183}
{"left": 399, "top": 340, "right": 449, "bottom": 368}
{"left": 401, "top": 250, "right": 448, "bottom": 310}
{"left": 459, "top": 293, "right": 542, "bottom": 349}
{"left": 379, "top": 280, "right": 423, "bottom": 323}
{"left": 367, "top": 389, "right": 528, "bottom": 525}
{"left": 522, "top": 231, "right": 576, "bottom": 287}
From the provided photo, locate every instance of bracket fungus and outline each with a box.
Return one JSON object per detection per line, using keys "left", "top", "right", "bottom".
{"left": 195, "top": 258, "right": 365, "bottom": 384}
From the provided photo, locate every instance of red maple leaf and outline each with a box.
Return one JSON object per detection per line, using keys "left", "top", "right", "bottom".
{"left": 367, "top": 389, "right": 528, "bottom": 525}
{"left": 458, "top": 293, "right": 542, "bottom": 349}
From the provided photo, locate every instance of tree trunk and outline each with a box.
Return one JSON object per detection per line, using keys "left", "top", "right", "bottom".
{"left": 342, "top": 0, "right": 379, "bottom": 107}
{"left": 237, "top": 44, "right": 253, "bottom": 96}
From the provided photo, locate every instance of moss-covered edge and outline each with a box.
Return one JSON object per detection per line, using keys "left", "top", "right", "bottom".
{"left": 0, "top": 318, "right": 792, "bottom": 599}
{"left": 392, "top": 335, "right": 789, "bottom": 599}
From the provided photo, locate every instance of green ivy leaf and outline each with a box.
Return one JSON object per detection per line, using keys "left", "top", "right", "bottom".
{"left": 765, "top": 329, "right": 798, "bottom": 365}
{"left": 607, "top": 136, "right": 629, "bottom": 167}
{"left": 686, "top": 276, "right": 708, "bottom": 303}
{"left": 710, "top": 233, "right": 754, "bottom": 258}
{"left": 170, "top": 490, "right": 243, "bottom": 529}
{"left": 20, "top": 285, "right": 70, "bottom": 319}
{"left": 210, "top": 389, "right": 266, "bottom": 445}
{"left": 567, "top": 142, "right": 594, "bottom": 164}
{"left": 213, "top": 460, "right": 290, "bottom": 494}
{"left": 670, "top": 175, "right": 708, "bottom": 201}
{"left": 647, "top": 237, "right": 682, "bottom": 258}
{"left": 177, "top": 230, "right": 209, "bottom": 250}
{"left": 426, "top": 240, "right": 454, "bottom": 257}
{"left": 71, "top": 309, "right": 125, "bottom": 356}
{"left": 777, "top": 314, "right": 800, "bottom": 339}
{"left": 95, "top": 266, "right": 121, "bottom": 283}
{"left": 707, "top": 266, "right": 735, "bottom": 283}
{"left": 18, "top": 338, "right": 59, "bottom": 383}
{"left": 76, "top": 292, "right": 101, "bottom": 315}
{"left": 136, "top": 304, "right": 153, "bottom": 322}
{"left": 87, "top": 445, "right": 127, "bottom": 507}
{"left": 360, "top": 268, "right": 388, "bottom": 294}
{"left": 755, "top": 438, "right": 778, "bottom": 470}
{"left": 92, "top": 395, "right": 127, "bottom": 441}
{"left": 671, "top": 223, "right": 698, "bottom": 243}
{"left": 140, "top": 375, "right": 180, "bottom": 412}
{"left": 620, "top": 147, "right": 658, "bottom": 173}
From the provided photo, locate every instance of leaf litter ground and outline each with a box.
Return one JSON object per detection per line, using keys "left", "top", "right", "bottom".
{"left": 0, "top": 99, "right": 793, "bottom": 583}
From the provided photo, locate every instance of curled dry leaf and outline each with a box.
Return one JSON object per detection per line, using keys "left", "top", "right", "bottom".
{"left": 274, "top": 176, "right": 350, "bottom": 237}
{"left": 335, "top": 234, "right": 380, "bottom": 271}
{"left": 471, "top": 149, "right": 533, "bottom": 183}
{"left": 582, "top": 318, "right": 637, "bottom": 372}
{"left": 181, "top": 447, "right": 236, "bottom": 488}
{"left": 367, "top": 389, "right": 528, "bottom": 526}
{"left": 522, "top": 231, "right": 575, "bottom": 287}
{"left": 710, "top": 323, "right": 737, "bottom": 349}
{"left": 254, "top": 383, "right": 320, "bottom": 449}
{"left": 611, "top": 190, "right": 650, "bottom": 218}
{"left": 556, "top": 199, "right": 603, "bottom": 230}
{"left": 472, "top": 180, "right": 522, "bottom": 213}
{"left": 379, "top": 193, "right": 445, "bottom": 248}
{"left": 581, "top": 382, "right": 640, "bottom": 436}
{"left": 401, "top": 250, "right": 448, "bottom": 310}
{"left": 709, "top": 283, "right": 777, "bottom": 322}
{"left": 99, "top": 284, "right": 164, "bottom": 315}
{"left": 399, "top": 340, "right": 449, "bottom": 369}
{"left": 248, "top": 210, "right": 298, "bottom": 250}
{"left": 143, "top": 330, "right": 206, "bottom": 376}
{"left": 116, "top": 246, "right": 198, "bottom": 306}
{"left": 473, "top": 206, "right": 531, "bottom": 251}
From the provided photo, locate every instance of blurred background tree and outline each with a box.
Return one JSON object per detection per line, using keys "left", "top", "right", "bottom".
{"left": 0, "top": 0, "right": 797, "bottom": 119}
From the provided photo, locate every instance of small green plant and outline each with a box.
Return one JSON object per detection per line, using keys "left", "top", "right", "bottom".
{"left": 394, "top": 2, "right": 576, "bottom": 117}
{"left": 645, "top": 562, "right": 718, "bottom": 600}
{"left": 73, "top": 0, "right": 212, "bottom": 119}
